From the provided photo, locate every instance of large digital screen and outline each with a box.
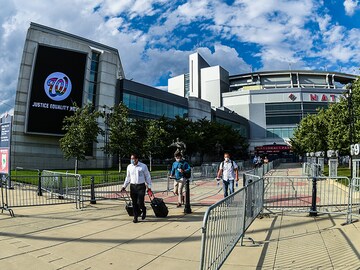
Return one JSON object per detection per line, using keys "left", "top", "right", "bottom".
{"left": 26, "top": 45, "right": 87, "bottom": 135}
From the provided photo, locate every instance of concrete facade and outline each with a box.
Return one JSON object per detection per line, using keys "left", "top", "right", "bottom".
{"left": 187, "top": 97, "right": 212, "bottom": 121}
{"left": 168, "top": 52, "right": 356, "bottom": 153}
{"left": 168, "top": 74, "right": 185, "bottom": 98}
{"left": 201, "top": 65, "right": 229, "bottom": 108}
{"left": 11, "top": 23, "right": 124, "bottom": 170}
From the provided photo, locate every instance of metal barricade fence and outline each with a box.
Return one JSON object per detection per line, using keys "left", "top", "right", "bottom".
{"left": 347, "top": 177, "right": 360, "bottom": 223}
{"left": 3, "top": 172, "right": 82, "bottom": 211}
{"left": 200, "top": 164, "right": 220, "bottom": 178}
{"left": 302, "top": 163, "right": 322, "bottom": 177}
{"left": 263, "top": 176, "right": 359, "bottom": 218}
{"left": 264, "top": 176, "right": 313, "bottom": 212}
{"left": 316, "top": 177, "right": 350, "bottom": 214}
{"left": 81, "top": 172, "right": 170, "bottom": 202}
{"left": 199, "top": 177, "right": 264, "bottom": 270}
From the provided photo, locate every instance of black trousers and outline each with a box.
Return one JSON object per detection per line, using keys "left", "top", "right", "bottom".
{"left": 130, "top": 183, "right": 146, "bottom": 217}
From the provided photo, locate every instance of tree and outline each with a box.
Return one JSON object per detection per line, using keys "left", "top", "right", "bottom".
{"left": 59, "top": 104, "right": 103, "bottom": 174}
{"left": 143, "top": 119, "right": 169, "bottom": 171}
{"left": 290, "top": 76, "right": 360, "bottom": 156}
{"left": 290, "top": 112, "right": 328, "bottom": 155}
{"left": 106, "top": 103, "right": 134, "bottom": 172}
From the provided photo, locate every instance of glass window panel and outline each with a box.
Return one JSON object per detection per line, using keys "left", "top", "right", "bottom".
{"left": 156, "top": 101, "right": 163, "bottom": 116}
{"left": 144, "top": 98, "right": 151, "bottom": 114}
{"left": 136, "top": 96, "right": 144, "bottom": 112}
{"left": 289, "top": 128, "right": 295, "bottom": 138}
{"left": 91, "top": 52, "right": 100, "bottom": 61}
{"left": 283, "top": 128, "right": 290, "bottom": 138}
{"left": 90, "top": 71, "right": 97, "bottom": 82}
{"left": 174, "top": 106, "right": 180, "bottom": 117}
{"left": 167, "top": 104, "right": 173, "bottom": 118}
{"left": 150, "top": 100, "right": 156, "bottom": 115}
{"left": 91, "top": 61, "right": 98, "bottom": 71}
{"left": 129, "top": 94, "right": 137, "bottom": 110}
{"left": 123, "top": 93, "right": 130, "bottom": 107}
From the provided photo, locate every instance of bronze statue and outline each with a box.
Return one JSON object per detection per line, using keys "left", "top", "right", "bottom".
{"left": 169, "top": 137, "right": 186, "bottom": 157}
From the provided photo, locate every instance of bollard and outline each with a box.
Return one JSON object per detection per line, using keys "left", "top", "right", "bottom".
{"left": 90, "top": 176, "right": 96, "bottom": 204}
{"left": 243, "top": 173, "right": 246, "bottom": 187}
{"left": 309, "top": 177, "right": 318, "bottom": 216}
{"left": 37, "top": 170, "right": 42, "bottom": 196}
{"left": 184, "top": 178, "right": 192, "bottom": 214}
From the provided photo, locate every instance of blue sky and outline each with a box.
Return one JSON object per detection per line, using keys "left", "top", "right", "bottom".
{"left": 0, "top": 0, "right": 359, "bottom": 115}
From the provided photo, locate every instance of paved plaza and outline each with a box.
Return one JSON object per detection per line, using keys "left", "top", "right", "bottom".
{"left": 0, "top": 164, "right": 359, "bottom": 269}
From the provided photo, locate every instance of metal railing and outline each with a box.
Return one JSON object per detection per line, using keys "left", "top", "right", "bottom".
{"left": 199, "top": 177, "right": 264, "bottom": 270}
{"left": 302, "top": 162, "right": 322, "bottom": 177}
{"left": 1, "top": 172, "right": 82, "bottom": 212}
{"left": 263, "top": 175, "right": 360, "bottom": 223}
{"left": 347, "top": 177, "right": 360, "bottom": 223}
{"left": 81, "top": 172, "right": 171, "bottom": 202}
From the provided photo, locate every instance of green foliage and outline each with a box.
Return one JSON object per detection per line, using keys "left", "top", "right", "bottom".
{"left": 143, "top": 118, "right": 169, "bottom": 158}
{"left": 106, "top": 103, "right": 134, "bottom": 157}
{"left": 59, "top": 103, "right": 103, "bottom": 161}
{"left": 291, "top": 76, "right": 360, "bottom": 155}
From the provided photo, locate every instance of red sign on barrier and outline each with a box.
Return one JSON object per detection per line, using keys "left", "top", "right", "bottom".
{"left": 0, "top": 148, "right": 9, "bottom": 174}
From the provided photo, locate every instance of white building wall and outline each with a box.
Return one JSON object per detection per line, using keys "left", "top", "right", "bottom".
{"left": 201, "top": 66, "right": 229, "bottom": 108}
{"left": 168, "top": 74, "right": 185, "bottom": 97}
{"left": 189, "top": 53, "right": 209, "bottom": 98}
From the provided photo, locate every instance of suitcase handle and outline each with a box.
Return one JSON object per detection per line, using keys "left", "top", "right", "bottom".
{"left": 147, "top": 189, "right": 155, "bottom": 202}
{"left": 119, "top": 190, "right": 132, "bottom": 205}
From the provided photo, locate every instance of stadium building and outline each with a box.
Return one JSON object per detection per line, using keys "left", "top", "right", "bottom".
{"left": 168, "top": 53, "right": 357, "bottom": 161}
{"left": 8, "top": 22, "right": 357, "bottom": 170}
{"left": 10, "top": 23, "right": 248, "bottom": 170}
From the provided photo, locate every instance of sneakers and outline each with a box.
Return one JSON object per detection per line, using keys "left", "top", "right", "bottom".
{"left": 177, "top": 203, "right": 182, "bottom": 207}
{"left": 133, "top": 217, "right": 138, "bottom": 223}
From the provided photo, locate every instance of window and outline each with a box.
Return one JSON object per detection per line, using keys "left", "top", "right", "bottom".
{"left": 123, "top": 93, "right": 130, "bottom": 106}
{"left": 266, "top": 115, "right": 301, "bottom": 125}
{"left": 129, "top": 94, "right": 137, "bottom": 110}
{"left": 150, "top": 100, "right": 157, "bottom": 115}
{"left": 266, "top": 127, "right": 295, "bottom": 139}
{"left": 87, "top": 51, "right": 100, "bottom": 106}
{"left": 144, "top": 98, "right": 151, "bottom": 114}
{"left": 136, "top": 96, "right": 144, "bottom": 111}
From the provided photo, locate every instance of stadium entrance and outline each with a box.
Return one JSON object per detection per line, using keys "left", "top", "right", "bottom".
{"left": 255, "top": 144, "right": 296, "bottom": 162}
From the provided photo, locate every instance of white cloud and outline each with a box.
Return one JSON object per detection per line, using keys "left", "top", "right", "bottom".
{"left": 344, "top": 0, "right": 359, "bottom": 16}
{"left": 0, "top": 0, "right": 359, "bottom": 115}
{"left": 197, "top": 44, "right": 251, "bottom": 74}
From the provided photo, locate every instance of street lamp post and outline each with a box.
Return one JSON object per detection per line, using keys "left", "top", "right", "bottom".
{"left": 103, "top": 106, "right": 113, "bottom": 181}
{"left": 346, "top": 84, "right": 354, "bottom": 180}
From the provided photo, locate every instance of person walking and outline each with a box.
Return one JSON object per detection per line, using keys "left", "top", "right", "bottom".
{"left": 121, "top": 154, "right": 152, "bottom": 223}
{"left": 217, "top": 153, "right": 239, "bottom": 198}
{"left": 170, "top": 153, "right": 191, "bottom": 207}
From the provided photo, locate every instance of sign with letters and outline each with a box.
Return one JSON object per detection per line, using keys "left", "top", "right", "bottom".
{"left": 350, "top": 143, "right": 360, "bottom": 156}
{"left": 26, "top": 45, "right": 87, "bottom": 135}
{"left": 0, "top": 122, "right": 11, "bottom": 174}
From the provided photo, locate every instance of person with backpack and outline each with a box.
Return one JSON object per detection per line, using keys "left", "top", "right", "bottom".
{"left": 170, "top": 152, "right": 191, "bottom": 207}
{"left": 217, "top": 152, "right": 239, "bottom": 198}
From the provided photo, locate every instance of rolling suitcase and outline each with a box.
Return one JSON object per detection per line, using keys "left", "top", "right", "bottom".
{"left": 147, "top": 190, "right": 168, "bottom": 218}
{"left": 119, "top": 190, "right": 134, "bottom": 216}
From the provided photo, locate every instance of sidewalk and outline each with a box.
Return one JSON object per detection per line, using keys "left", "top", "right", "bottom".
{"left": 0, "top": 164, "right": 359, "bottom": 269}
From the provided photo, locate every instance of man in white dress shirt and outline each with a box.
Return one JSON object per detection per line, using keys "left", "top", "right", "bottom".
{"left": 121, "top": 154, "right": 152, "bottom": 223}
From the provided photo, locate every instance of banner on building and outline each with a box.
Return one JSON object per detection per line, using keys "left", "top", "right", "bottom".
{"left": 26, "top": 45, "right": 87, "bottom": 135}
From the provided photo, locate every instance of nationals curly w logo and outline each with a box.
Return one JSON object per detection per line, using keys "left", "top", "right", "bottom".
{"left": 44, "top": 72, "right": 72, "bottom": 101}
